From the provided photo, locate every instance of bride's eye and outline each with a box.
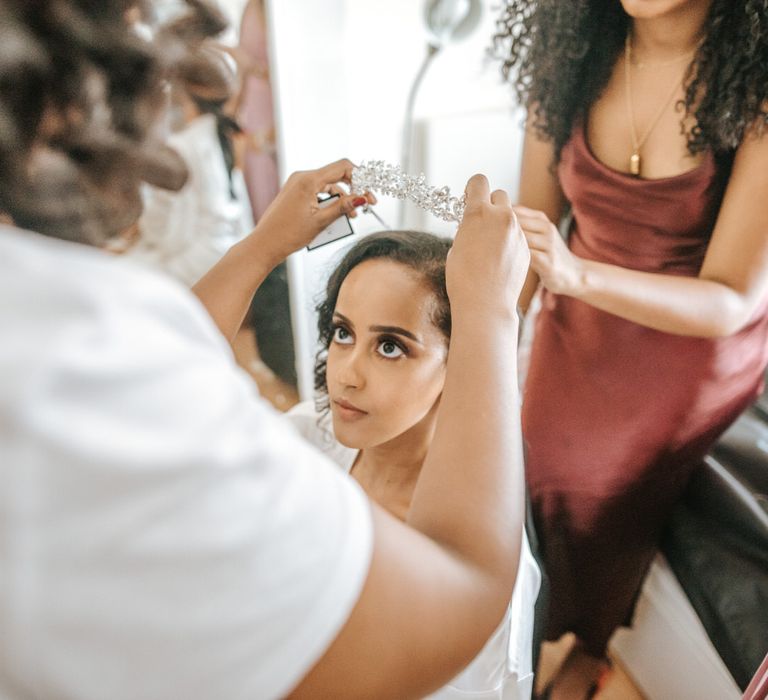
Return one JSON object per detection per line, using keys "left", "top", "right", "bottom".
{"left": 332, "top": 325, "right": 354, "bottom": 345}
{"left": 377, "top": 338, "right": 405, "bottom": 359}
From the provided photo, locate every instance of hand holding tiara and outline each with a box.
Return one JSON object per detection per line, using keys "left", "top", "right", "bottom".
{"left": 351, "top": 160, "right": 466, "bottom": 223}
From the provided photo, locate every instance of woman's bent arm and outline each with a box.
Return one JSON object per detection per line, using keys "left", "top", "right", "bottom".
{"left": 516, "top": 119, "right": 567, "bottom": 313}
{"left": 519, "top": 124, "right": 768, "bottom": 337}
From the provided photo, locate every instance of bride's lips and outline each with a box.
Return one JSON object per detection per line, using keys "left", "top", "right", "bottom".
{"left": 333, "top": 398, "right": 368, "bottom": 421}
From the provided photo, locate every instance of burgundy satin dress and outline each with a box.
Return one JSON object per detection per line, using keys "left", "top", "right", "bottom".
{"left": 522, "top": 125, "right": 768, "bottom": 656}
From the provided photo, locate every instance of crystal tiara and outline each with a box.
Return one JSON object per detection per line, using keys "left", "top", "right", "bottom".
{"left": 351, "top": 160, "right": 466, "bottom": 224}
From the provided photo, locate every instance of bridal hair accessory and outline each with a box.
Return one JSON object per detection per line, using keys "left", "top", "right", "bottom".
{"left": 351, "top": 160, "right": 466, "bottom": 223}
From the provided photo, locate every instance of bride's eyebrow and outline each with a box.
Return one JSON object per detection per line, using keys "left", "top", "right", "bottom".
{"left": 370, "top": 325, "right": 422, "bottom": 345}
{"left": 333, "top": 312, "right": 354, "bottom": 328}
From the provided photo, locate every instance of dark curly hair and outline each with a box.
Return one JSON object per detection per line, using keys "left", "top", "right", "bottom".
{"left": 313, "top": 231, "right": 452, "bottom": 412}
{"left": 0, "top": 0, "right": 227, "bottom": 245}
{"left": 493, "top": 0, "right": 768, "bottom": 162}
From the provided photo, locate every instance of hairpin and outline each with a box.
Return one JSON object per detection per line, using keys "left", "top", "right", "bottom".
{"left": 351, "top": 160, "right": 466, "bottom": 223}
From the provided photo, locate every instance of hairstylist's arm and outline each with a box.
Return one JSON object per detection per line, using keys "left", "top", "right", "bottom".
{"left": 516, "top": 111, "right": 568, "bottom": 313}
{"left": 290, "top": 177, "right": 529, "bottom": 699}
{"left": 192, "top": 159, "right": 374, "bottom": 342}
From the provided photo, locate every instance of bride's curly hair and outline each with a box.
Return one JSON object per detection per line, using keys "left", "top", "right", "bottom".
{"left": 0, "top": 0, "right": 227, "bottom": 245}
{"left": 493, "top": 0, "right": 768, "bottom": 162}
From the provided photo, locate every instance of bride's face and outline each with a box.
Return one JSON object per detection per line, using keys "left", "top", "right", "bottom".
{"left": 326, "top": 259, "right": 448, "bottom": 450}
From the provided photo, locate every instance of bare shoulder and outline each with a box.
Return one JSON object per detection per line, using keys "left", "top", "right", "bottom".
{"left": 732, "top": 114, "right": 768, "bottom": 172}
{"left": 717, "top": 112, "right": 768, "bottom": 215}
{"left": 700, "top": 112, "right": 768, "bottom": 303}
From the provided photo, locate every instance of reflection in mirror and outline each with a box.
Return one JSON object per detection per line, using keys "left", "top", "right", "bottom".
{"left": 124, "top": 0, "right": 298, "bottom": 409}
{"left": 232, "top": 0, "right": 297, "bottom": 409}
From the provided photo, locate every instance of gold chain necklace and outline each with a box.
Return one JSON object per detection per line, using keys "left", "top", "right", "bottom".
{"left": 624, "top": 35, "right": 692, "bottom": 177}
{"left": 630, "top": 47, "right": 697, "bottom": 69}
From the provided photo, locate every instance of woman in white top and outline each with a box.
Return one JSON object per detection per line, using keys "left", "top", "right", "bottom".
{"left": 130, "top": 45, "right": 253, "bottom": 286}
{"left": 289, "top": 231, "right": 541, "bottom": 700}
{"left": 0, "top": 2, "right": 531, "bottom": 698}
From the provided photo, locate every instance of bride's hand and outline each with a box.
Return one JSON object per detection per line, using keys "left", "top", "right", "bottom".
{"left": 250, "top": 158, "right": 375, "bottom": 265}
{"left": 514, "top": 206, "right": 584, "bottom": 296}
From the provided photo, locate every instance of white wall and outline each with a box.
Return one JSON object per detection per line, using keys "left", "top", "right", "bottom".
{"left": 267, "top": 1, "right": 525, "bottom": 398}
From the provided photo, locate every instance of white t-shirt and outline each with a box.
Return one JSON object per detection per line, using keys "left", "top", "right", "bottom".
{"left": 0, "top": 225, "right": 372, "bottom": 700}
{"left": 289, "top": 402, "right": 541, "bottom": 700}
{"left": 129, "top": 113, "right": 254, "bottom": 286}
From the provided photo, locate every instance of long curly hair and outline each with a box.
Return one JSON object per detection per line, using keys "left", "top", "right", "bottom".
{"left": 313, "top": 231, "right": 452, "bottom": 413}
{"left": 0, "top": 0, "right": 227, "bottom": 245}
{"left": 493, "top": 0, "right": 768, "bottom": 162}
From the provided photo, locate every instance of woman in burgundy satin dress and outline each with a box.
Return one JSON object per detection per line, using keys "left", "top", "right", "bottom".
{"left": 495, "top": 1, "right": 768, "bottom": 697}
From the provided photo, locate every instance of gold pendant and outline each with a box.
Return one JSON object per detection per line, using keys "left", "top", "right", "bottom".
{"left": 630, "top": 151, "right": 641, "bottom": 176}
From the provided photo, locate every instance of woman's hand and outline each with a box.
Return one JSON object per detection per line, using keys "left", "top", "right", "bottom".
{"left": 448, "top": 175, "right": 529, "bottom": 315}
{"left": 249, "top": 159, "right": 375, "bottom": 268}
{"left": 193, "top": 159, "right": 374, "bottom": 342}
{"left": 514, "top": 205, "right": 584, "bottom": 296}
